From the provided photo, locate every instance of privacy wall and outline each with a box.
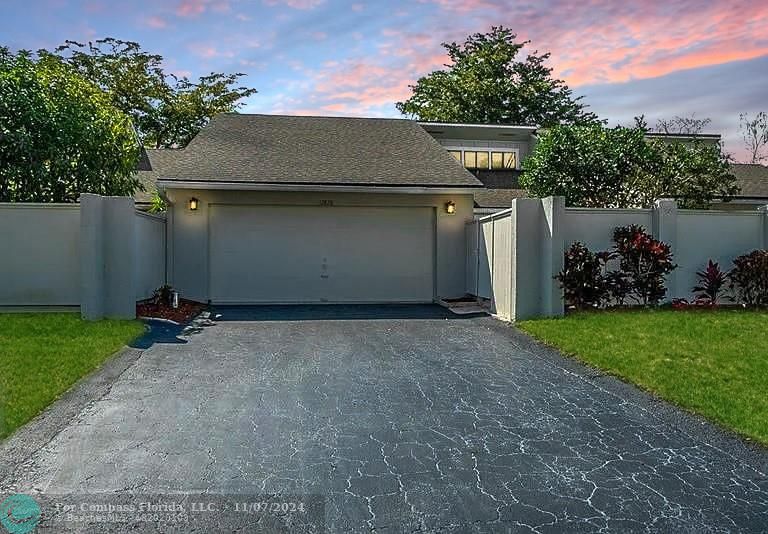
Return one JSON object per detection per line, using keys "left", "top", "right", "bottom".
{"left": 467, "top": 197, "right": 768, "bottom": 321}
{"left": 0, "top": 204, "right": 81, "bottom": 305}
{"left": 0, "top": 195, "right": 166, "bottom": 319}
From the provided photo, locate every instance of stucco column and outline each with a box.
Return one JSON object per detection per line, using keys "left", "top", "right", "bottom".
{"left": 79, "top": 194, "right": 136, "bottom": 320}
{"left": 759, "top": 205, "right": 768, "bottom": 250}
{"left": 541, "top": 196, "right": 565, "bottom": 317}
{"left": 653, "top": 198, "right": 679, "bottom": 300}
{"left": 80, "top": 194, "right": 105, "bottom": 320}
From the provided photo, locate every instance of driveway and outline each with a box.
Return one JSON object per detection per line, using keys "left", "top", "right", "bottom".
{"left": 2, "top": 305, "right": 767, "bottom": 532}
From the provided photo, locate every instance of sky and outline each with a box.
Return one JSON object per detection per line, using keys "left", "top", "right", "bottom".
{"left": 3, "top": 0, "right": 768, "bottom": 161}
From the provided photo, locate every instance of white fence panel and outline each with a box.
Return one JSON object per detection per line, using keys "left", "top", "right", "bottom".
{"left": 134, "top": 211, "right": 166, "bottom": 300}
{"left": 675, "top": 210, "right": 764, "bottom": 299}
{"left": 0, "top": 204, "right": 80, "bottom": 305}
{"left": 563, "top": 208, "right": 653, "bottom": 251}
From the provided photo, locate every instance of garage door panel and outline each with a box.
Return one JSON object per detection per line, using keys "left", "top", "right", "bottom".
{"left": 209, "top": 205, "right": 434, "bottom": 303}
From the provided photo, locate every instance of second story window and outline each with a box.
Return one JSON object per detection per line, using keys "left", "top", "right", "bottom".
{"left": 449, "top": 148, "right": 519, "bottom": 170}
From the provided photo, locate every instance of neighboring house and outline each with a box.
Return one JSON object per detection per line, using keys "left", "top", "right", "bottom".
{"left": 419, "top": 124, "right": 765, "bottom": 214}
{"left": 155, "top": 114, "right": 481, "bottom": 305}
{"left": 418, "top": 122, "right": 536, "bottom": 216}
{"left": 712, "top": 163, "right": 768, "bottom": 210}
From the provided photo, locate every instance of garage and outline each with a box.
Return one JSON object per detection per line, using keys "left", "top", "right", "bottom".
{"left": 209, "top": 204, "right": 436, "bottom": 303}
{"left": 159, "top": 114, "right": 481, "bottom": 303}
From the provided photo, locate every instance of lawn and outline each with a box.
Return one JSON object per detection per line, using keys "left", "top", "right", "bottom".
{"left": 0, "top": 313, "right": 144, "bottom": 439}
{"left": 518, "top": 309, "right": 768, "bottom": 445}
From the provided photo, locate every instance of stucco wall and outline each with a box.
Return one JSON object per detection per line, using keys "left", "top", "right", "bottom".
{"left": 469, "top": 198, "right": 768, "bottom": 321}
{"left": 675, "top": 210, "right": 764, "bottom": 300}
{"left": 164, "top": 189, "right": 474, "bottom": 302}
{"left": 563, "top": 208, "right": 654, "bottom": 251}
{"left": 0, "top": 204, "right": 80, "bottom": 305}
{"left": 134, "top": 211, "right": 167, "bottom": 300}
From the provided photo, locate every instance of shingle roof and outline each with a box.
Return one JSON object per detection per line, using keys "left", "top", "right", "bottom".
{"left": 133, "top": 148, "right": 180, "bottom": 204}
{"left": 474, "top": 188, "right": 528, "bottom": 208}
{"left": 731, "top": 163, "right": 768, "bottom": 198}
{"left": 161, "top": 113, "right": 482, "bottom": 188}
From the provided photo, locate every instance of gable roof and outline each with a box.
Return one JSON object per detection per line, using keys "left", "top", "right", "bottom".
{"left": 133, "top": 148, "right": 180, "bottom": 204}
{"left": 731, "top": 163, "right": 768, "bottom": 199}
{"left": 160, "top": 114, "right": 481, "bottom": 188}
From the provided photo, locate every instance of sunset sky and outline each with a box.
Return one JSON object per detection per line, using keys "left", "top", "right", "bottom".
{"left": 3, "top": 0, "right": 767, "bottom": 160}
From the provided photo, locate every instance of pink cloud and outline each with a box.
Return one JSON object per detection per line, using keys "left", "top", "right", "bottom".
{"left": 144, "top": 16, "right": 168, "bottom": 29}
{"left": 176, "top": 0, "right": 229, "bottom": 17}
{"left": 263, "top": 0, "right": 325, "bottom": 9}
{"left": 188, "top": 42, "right": 235, "bottom": 59}
{"left": 417, "top": 0, "right": 768, "bottom": 87}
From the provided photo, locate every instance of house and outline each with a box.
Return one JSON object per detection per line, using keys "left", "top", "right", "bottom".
{"left": 155, "top": 114, "right": 481, "bottom": 305}
{"left": 138, "top": 114, "right": 767, "bottom": 306}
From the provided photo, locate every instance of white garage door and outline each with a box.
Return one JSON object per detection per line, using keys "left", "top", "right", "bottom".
{"left": 209, "top": 205, "right": 435, "bottom": 303}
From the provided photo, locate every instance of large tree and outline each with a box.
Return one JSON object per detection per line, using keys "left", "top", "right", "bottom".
{"left": 51, "top": 38, "right": 257, "bottom": 148}
{"left": 0, "top": 48, "right": 139, "bottom": 202}
{"left": 520, "top": 122, "right": 738, "bottom": 209}
{"left": 396, "top": 27, "right": 597, "bottom": 126}
{"left": 739, "top": 111, "right": 768, "bottom": 164}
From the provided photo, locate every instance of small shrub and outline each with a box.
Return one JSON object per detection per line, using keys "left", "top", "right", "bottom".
{"left": 556, "top": 242, "right": 609, "bottom": 310}
{"left": 612, "top": 225, "right": 676, "bottom": 306}
{"left": 730, "top": 250, "right": 768, "bottom": 306}
{"left": 153, "top": 284, "right": 174, "bottom": 306}
{"left": 692, "top": 260, "right": 730, "bottom": 305}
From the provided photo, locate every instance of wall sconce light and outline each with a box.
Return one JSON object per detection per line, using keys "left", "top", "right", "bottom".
{"left": 188, "top": 197, "right": 199, "bottom": 211}
{"left": 445, "top": 201, "right": 456, "bottom": 215}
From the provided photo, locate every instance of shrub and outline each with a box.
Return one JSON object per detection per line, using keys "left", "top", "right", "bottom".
{"left": 692, "top": 260, "right": 730, "bottom": 305}
{"left": 153, "top": 284, "right": 174, "bottom": 306}
{"left": 730, "top": 250, "right": 768, "bottom": 306}
{"left": 612, "top": 225, "right": 677, "bottom": 306}
{"left": 556, "top": 243, "right": 610, "bottom": 310}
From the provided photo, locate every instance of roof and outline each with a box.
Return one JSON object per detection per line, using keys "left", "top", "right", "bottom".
{"left": 731, "top": 163, "right": 768, "bottom": 199}
{"left": 161, "top": 114, "right": 482, "bottom": 188}
{"left": 644, "top": 132, "right": 721, "bottom": 141}
{"left": 133, "top": 148, "right": 179, "bottom": 204}
{"left": 419, "top": 122, "right": 535, "bottom": 143}
{"left": 474, "top": 188, "right": 527, "bottom": 208}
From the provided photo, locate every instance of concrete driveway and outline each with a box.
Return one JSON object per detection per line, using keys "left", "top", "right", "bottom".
{"left": 2, "top": 305, "right": 767, "bottom": 532}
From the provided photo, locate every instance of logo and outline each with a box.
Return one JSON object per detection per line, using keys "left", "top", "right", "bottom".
{"left": 0, "top": 494, "right": 41, "bottom": 534}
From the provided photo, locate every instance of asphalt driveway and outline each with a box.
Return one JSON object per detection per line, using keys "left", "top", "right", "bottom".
{"left": 2, "top": 305, "right": 767, "bottom": 532}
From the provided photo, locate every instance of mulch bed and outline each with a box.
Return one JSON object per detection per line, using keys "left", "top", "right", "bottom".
{"left": 136, "top": 298, "right": 206, "bottom": 324}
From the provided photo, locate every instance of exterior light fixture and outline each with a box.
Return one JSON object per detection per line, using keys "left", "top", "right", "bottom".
{"left": 445, "top": 201, "right": 456, "bottom": 214}
{"left": 188, "top": 197, "right": 199, "bottom": 211}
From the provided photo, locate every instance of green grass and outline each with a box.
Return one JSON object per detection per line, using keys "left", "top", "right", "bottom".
{"left": 0, "top": 314, "right": 144, "bottom": 439}
{"left": 518, "top": 309, "right": 768, "bottom": 445}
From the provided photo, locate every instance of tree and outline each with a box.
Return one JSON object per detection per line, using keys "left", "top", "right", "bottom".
{"left": 50, "top": 38, "right": 257, "bottom": 148}
{"left": 739, "top": 111, "right": 768, "bottom": 164}
{"left": 520, "top": 123, "right": 738, "bottom": 208}
{"left": 655, "top": 114, "right": 711, "bottom": 135}
{"left": 519, "top": 123, "right": 656, "bottom": 207}
{"left": 0, "top": 48, "right": 140, "bottom": 202}
{"left": 652, "top": 137, "right": 738, "bottom": 209}
{"left": 396, "top": 27, "right": 598, "bottom": 126}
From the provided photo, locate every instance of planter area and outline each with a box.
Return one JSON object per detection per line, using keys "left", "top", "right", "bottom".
{"left": 136, "top": 298, "right": 206, "bottom": 324}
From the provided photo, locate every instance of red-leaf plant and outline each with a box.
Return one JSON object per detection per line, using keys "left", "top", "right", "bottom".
{"left": 692, "top": 260, "right": 730, "bottom": 305}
